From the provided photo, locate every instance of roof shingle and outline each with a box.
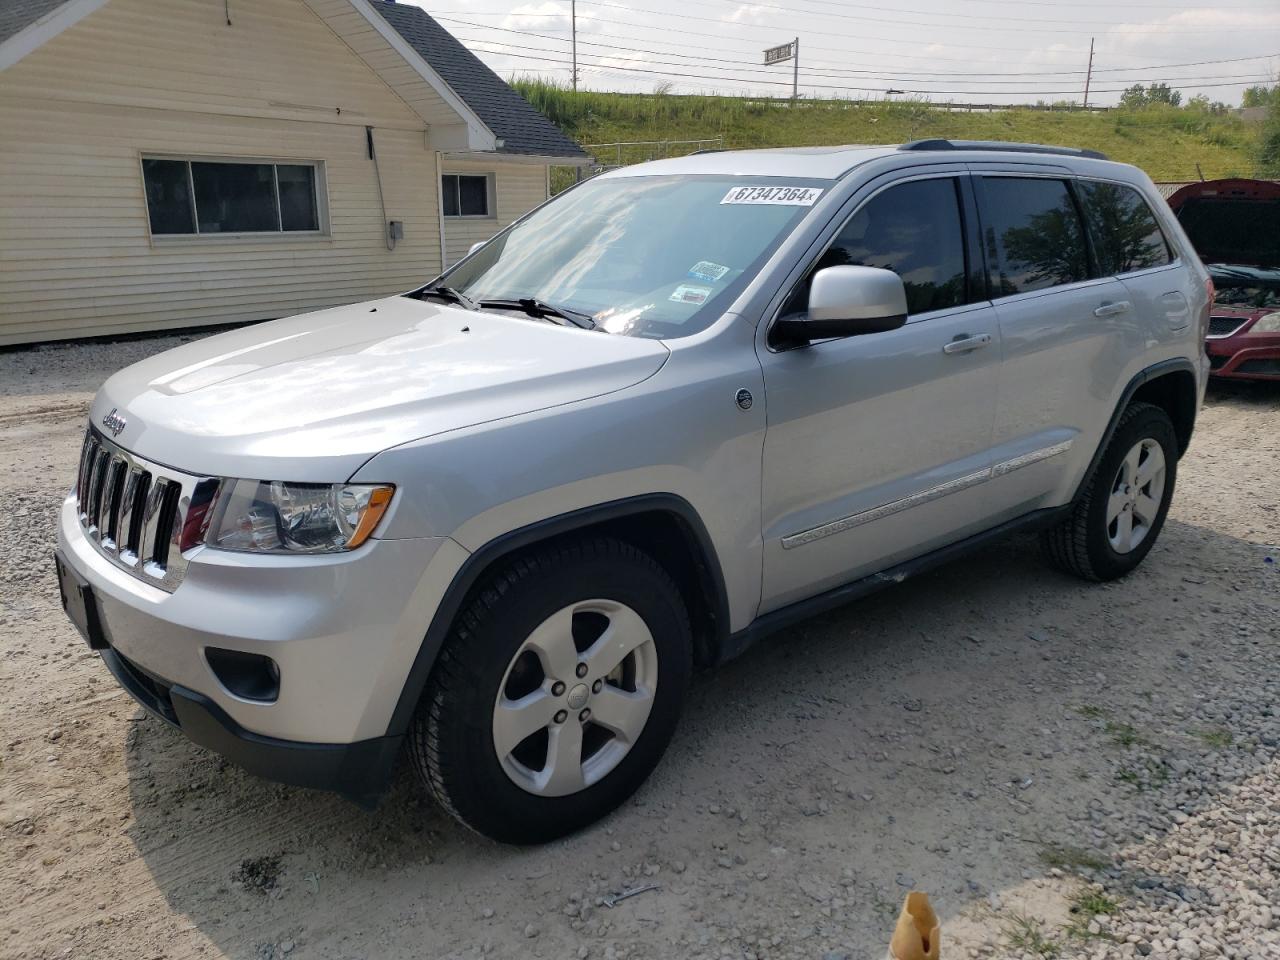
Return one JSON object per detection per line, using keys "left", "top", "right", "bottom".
{"left": 371, "top": 1, "right": 587, "bottom": 160}
{"left": 0, "top": 0, "right": 72, "bottom": 46}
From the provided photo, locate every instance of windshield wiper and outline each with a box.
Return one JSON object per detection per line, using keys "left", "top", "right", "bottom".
{"left": 479, "top": 297, "right": 596, "bottom": 330}
{"left": 416, "top": 285, "right": 479, "bottom": 310}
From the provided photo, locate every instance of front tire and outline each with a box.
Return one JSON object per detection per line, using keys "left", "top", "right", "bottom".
{"left": 1041, "top": 401, "right": 1178, "bottom": 582}
{"left": 410, "top": 538, "right": 692, "bottom": 843}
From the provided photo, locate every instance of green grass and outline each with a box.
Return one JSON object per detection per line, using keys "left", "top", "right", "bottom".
{"left": 1066, "top": 889, "right": 1121, "bottom": 941}
{"left": 515, "top": 78, "right": 1264, "bottom": 183}
{"left": 1194, "top": 727, "right": 1234, "bottom": 749}
{"left": 1104, "top": 721, "right": 1153, "bottom": 749}
{"left": 1038, "top": 843, "right": 1110, "bottom": 873}
{"left": 1002, "top": 913, "right": 1061, "bottom": 958}
{"left": 1076, "top": 704, "right": 1108, "bottom": 721}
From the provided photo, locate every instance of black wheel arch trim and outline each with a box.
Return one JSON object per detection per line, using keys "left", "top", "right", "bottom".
{"left": 383, "top": 493, "right": 732, "bottom": 739}
{"left": 1075, "top": 357, "right": 1198, "bottom": 503}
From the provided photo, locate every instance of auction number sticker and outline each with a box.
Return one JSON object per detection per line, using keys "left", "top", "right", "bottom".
{"left": 721, "top": 185, "right": 823, "bottom": 206}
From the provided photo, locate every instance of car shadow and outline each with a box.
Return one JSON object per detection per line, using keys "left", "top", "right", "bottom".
{"left": 120, "top": 509, "right": 1279, "bottom": 958}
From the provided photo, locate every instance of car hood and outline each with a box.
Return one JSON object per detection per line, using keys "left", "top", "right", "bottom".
{"left": 91, "top": 296, "right": 669, "bottom": 481}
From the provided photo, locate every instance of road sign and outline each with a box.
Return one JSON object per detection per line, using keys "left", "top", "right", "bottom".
{"left": 763, "top": 42, "right": 794, "bottom": 65}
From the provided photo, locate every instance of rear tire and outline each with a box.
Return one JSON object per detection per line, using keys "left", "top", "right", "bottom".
{"left": 1041, "top": 401, "right": 1178, "bottom": 582}
{"left": 409, "top": 538, "right": 692, "bottom": 844}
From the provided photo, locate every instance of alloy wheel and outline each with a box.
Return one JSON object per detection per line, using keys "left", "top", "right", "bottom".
{"left": 492, "top": 599, "right": 658, "bottom": 797}
{"left": 1107, "top": 437, "right": 1166, "bottom": 554}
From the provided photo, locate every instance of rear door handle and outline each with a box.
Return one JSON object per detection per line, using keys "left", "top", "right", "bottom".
{"left": 1094, "top": 301, "right": 1131, "bottom": 318}
{"left": 942, "top": 333, "right": 993, "bottom": 355}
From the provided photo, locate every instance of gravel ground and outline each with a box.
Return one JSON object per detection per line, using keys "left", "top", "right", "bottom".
{"left": 0, "top": 335, "right": 1276, "bottom": 960}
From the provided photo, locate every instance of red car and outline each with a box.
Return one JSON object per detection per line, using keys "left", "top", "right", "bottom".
{"left": 1167, "top": 179, "right": 1280, "bottom": 381}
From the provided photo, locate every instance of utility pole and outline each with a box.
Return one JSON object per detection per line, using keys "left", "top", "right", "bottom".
{"left": 571, "top": 0, "right": 578, "bottom": 91}
{"left": 1082, "top": 36, "right": 1094, "bottom": 109}
{"left": 792, "top": 36, "right": 799, "bottom": 104}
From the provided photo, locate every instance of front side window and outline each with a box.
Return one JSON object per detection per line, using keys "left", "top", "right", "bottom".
{"left": 781, "top": 177, "right": 969, "bottom": 319}
{"left": 442, "top": 174, "right": 491, "bottom": 217}
{"left": 1076, "top": 181, "right": 1171, "bottom": 275}
{"left": 437, "top": 175, "right": 828, "bottom": 339}
{"left": 982, "top": 177, "right": 1089, "bottom": 295}
{"left": 142, "top": 158, "right": 321, "bottom": 236}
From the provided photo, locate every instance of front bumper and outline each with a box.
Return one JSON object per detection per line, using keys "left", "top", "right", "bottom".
{"left": 57, "top": 492, "right": 469, "bottom": 799}
{"left": 1206, "top": 333, "right": 1280, "bottom": 380}
{"left": 101, "top": 644, "right": 401, "bottom": 805}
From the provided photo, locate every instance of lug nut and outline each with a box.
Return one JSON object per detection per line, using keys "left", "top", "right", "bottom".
{"left": 554, "top": 709, "right": 568, "bottom": 724}
{"left": 592, "top": 679, "right": 603, "bottom": 694}
{"left": 579, "top": 708, "right": 591, "bottom": 722}
{"left": 575, "top": 662, "right": 588, "bottom": 678}
{"left": 551, "top": 681, "right": 566, "bottom": 696}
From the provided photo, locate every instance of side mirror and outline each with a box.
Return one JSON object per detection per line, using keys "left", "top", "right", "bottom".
{"left": 467, "top": 240, "right": 487, "bottom": 257}
{"left": 773, "top": 265, "right": 908, "bottom": 345}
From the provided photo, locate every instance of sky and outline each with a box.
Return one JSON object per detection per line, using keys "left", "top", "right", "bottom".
{"left": 400, "top": 0, "right": 1280, "bottom": 106}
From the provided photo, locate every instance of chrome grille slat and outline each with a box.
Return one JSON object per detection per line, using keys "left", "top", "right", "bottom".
{"left": 72, "top": 425, "right": 216, "bottom": 593}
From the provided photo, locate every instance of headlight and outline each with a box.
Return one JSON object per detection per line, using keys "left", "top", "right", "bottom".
{"left": 208, "top": 481, "right": 394, "bottom": 554}
{"left": 1251, "top": 311, "right": 1280, "bottom": 333}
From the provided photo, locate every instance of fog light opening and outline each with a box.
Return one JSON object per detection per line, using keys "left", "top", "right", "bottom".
{"left": 205, "top": 648, "right": 280, "bottom": 703}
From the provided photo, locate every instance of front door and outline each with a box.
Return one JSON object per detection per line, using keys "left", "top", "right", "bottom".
{"left": 757, "top": 174, "right": 1002, "bottom": 613}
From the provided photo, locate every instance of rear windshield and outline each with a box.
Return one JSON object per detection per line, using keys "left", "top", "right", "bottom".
{"left": 1176, "top": 198, "right": 1280, "bottom": 268}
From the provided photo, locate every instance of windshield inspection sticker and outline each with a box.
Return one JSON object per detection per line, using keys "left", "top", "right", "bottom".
{"left": 688, "top": 260, "right": 731, "bottom": 283}
{"left": 720, "top": 185, "right": 823, "bottom": 206}
{"left": 669, "top": 284, "right": 712, "bottom": 305}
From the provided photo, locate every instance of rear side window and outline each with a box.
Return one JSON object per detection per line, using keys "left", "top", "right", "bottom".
{"left": 982, "top": 177, "right": 1090, "bottom": 295}
{"left": 1076, "top": 181, "right": 1171, "bottom": 274}
{"left": 781, "top": 177, "right": 968, "bottom": 318}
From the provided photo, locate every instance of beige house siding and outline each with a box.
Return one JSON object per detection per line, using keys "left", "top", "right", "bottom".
{"left": 0, "top": 0, "right": 445, "bottom": 346}
{"left": 441, "top": 158, "right": 549, "bottom": 266}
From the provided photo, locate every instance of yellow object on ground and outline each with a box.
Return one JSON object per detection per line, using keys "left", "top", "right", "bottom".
{"left": 889, "top": 891, "right": 941, "bottom": 960}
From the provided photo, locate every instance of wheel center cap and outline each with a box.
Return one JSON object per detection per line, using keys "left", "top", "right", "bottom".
{"left": 566, "top": 683, "right": 590, "bottom": 710}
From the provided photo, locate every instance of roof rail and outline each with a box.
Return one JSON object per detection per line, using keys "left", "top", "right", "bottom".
{"left": 899, "top": 139, "right": 1108, "bottom": 161}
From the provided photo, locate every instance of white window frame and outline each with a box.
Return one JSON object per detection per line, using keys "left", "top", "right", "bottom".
{"left": 139, "top": 154, "right": 331, "bottom": 243}
{"left": 442, "top": 172, "right": 495, "bottom": 220}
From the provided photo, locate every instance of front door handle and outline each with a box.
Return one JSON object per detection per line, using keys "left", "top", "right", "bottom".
{"left": 1094, "top": 300, "right": 1131, "bottom": 318}
{"left": 942, "top": 333, "right": 993, "bottom": 355}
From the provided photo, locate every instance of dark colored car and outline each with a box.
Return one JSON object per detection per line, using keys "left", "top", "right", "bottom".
{"left": 1167, "top": 179, "right": 1280, "bottom": 381}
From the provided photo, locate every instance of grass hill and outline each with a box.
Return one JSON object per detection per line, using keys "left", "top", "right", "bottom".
{"left": 513, "top": 80, "right": 1264, "bottom": 184}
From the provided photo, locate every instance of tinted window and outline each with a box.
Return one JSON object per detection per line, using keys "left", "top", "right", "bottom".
{"left": 442, "top": 174, "right": 491, "bottom": 217}
{"left": 1077, "top": 181, "right": 1171, "bottom": 274}
{"left": 983, "top": 178, "right": 1089, "bottom": 295}
{"left": 142, "top": 159, "right": 195, "bottom": 235}
{"left": 142, "top": 158, "right": 320, "bottom": 235}
{"left": 782, "top": 177, "right": 968, "bottom": 318}
{"left": 192, "top": 162, "right": 280, "bottom": 233}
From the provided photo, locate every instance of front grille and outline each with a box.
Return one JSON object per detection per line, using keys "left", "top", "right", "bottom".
{"left": 74, "top": 426, "right": 219, "bottom": 592}
{"left": 1237, "top": 358, "right": 1280, "bottom": 376}
{"left": 1207, "top": 316, "right": 1248, "bottom": 339}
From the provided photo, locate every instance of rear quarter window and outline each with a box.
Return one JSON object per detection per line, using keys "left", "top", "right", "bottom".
{"left": 1076, "top": 180, "right": 1172, "bottom": 275}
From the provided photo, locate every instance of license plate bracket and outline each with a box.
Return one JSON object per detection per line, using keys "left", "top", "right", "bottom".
{"left": 54, "top": 550, "right": 107, "bottom": 650}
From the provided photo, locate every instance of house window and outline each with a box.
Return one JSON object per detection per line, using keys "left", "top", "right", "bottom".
{"left": 442, "top": 174, "right": 492, "bottom": 218}
{"left": 142, "top": 157, "right": 324, "bottom": 236}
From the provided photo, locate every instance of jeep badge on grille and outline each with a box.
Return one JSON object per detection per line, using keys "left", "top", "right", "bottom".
{"left": 101, "top": 408, "right": 127, "bottom": 437}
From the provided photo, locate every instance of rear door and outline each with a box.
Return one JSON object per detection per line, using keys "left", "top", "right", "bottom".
{"left": 973, "top": 172, "right": 1133, "bottom": 517}
{"left": 1076, "top": 178, "right": 1192, "bottom": 341}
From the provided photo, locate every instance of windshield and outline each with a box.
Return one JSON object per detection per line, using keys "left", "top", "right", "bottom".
{"left": 435, "top": 175, "right": 831, "bottom": 338}
{"left": 1176, "top": 198, "right": 1280, "bottom": 269}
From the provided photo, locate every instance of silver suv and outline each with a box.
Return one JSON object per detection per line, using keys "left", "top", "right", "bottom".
{"left": 55, "top": 140, "right": 1210, "bottom": 843}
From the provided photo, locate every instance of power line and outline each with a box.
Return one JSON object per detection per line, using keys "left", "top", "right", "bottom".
{"left": 464, "top": 40, "right": 1274, "bottom": 95}
{"left": 454, "top": 31, "right": 1273, "bottom": 88}
{"left": 683, "top": 0, "right": 1280, "bottom": 35}
{"left": 432, "top": 11, "right": 1280, "bottom": 69}
{"left": 441, "top": 15, "right": 1280, "bottom": 78}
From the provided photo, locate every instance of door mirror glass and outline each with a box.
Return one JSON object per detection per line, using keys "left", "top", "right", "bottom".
{"left": 775, "top": 265, "right": 908, "bottom": 344}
